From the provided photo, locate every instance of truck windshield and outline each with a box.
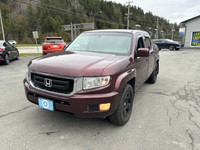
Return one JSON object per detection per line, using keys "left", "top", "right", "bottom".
{"left": 66, "top": 33, "right": 132, "bottom": 55}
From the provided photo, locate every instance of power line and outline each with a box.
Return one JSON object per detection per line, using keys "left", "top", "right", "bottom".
{"left": 33, "top": 0, "right": 86, "bottom": 17}
{"left": 2, "top": 0, "right": 176, "bottom": 33}
{"left": 34, "top": 0, "right": 128, "bottom": 27}
{"left": 13, "top": 0, "right": 127, "bottom": 28}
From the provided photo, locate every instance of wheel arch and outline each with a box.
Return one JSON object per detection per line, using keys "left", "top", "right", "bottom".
{"left": 156, "top": 60, "right": 159, "bottom": 74}
{"left": 114, "top": 69, "right": 136, "bottom": 92}
{"left": 127, "top": 78, "right": 135, "bottom": 92}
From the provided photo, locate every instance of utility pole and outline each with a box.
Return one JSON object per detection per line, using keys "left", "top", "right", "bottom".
{"left": 171, "top": 25, "right": 175, "bottom": 40}
{"left": 0, "top": 9, "right": 5, "bottom": 41}
{"left": 71, "top": 22, "right": 73, "bottom": 41}
{"left": 125, "top": 1, "right": 133, "bottom": 29}
{"left": 156, "top": 17, "right": 159, "bottom": 39}
{"left": 91, "top": 11, "right": 102, "bottom": 30}
{"left": 74, "top": 24, "right": 77, "bottom": 39}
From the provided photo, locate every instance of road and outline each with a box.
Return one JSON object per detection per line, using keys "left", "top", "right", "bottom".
{"left": 0, "top": 49, "right": 200, "bottom": 150}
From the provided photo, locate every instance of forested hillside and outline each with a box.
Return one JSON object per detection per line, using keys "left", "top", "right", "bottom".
{"left": 0, "top": 0, "right": 179, "bottom": 43}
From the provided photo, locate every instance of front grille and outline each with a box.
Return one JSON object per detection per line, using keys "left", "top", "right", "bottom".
{"left": 31, "top": 73, "right": 74, "bottom": 94}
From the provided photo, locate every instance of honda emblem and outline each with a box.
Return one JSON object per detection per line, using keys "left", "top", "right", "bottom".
{"left": 44, "top": 78, "right": 52, "bottom": 88}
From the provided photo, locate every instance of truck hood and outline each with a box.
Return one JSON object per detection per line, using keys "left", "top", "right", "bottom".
{"left": 29, "top": 51, "right": 126, "bottom": 77}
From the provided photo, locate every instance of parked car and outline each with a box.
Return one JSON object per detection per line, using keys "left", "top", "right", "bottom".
{"left": 0, "top": 40, "right": 19, "bottom": 65}
{"left": 153, "top": 39, "right": 181, "bottom": 50}
{"left": 24, "top": 30, "right": 159, "bottom": 125}
{"left": 8, "top": 40, "right": 17, "bottom": 45}
{"left": 176, "top": 41, "right": 184, "bottom": 48}
{"left": 42, "top": 37, "right": 66, "bottom": 55}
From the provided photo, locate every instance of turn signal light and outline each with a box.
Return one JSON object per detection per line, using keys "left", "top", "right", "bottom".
{"left": 99, "top": 103, "right": 111, "bottom": 111}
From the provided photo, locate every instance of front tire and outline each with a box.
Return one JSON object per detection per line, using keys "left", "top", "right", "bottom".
{"left": 147, "top": 63, "right": 159, "bottom": 84}
{"left": 15, "top": 52, "right": 19, "bottom": 60}
{"left": 4, "top": 54, "right": 10, "bottom": 65}
{"left": 109, "top": 84, "right": 134, "bottom": 126}
{"left": 169, "top": 45, "right": 174, "bottom": 50}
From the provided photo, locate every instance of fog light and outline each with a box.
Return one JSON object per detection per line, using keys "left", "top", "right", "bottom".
{"left": 99, "top": 103, "right": 111, "bottom": 111}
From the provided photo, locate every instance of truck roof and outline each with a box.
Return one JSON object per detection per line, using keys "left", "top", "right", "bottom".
{"left": 85, "top": 29, "right": 149, "bottom": 36}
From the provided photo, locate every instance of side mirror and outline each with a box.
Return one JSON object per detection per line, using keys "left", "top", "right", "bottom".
{"left": 137, "top": 48, "right": 149, "bottom": 57}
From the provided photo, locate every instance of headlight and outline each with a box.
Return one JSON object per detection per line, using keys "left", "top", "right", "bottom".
{"left": 83, "top": 76, "right": 110, "bottom": 90}
{"left": 26, "top": 70, "right": 31, "bottom": 81}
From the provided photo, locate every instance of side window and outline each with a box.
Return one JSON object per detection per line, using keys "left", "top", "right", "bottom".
{"left": 155, "top": 40, "right": 161, "bottom": 43}
{"left": 3, "top": 42, "right": 11, "bottom": 47}
{"left": 3, "top": 42, "right": 8, "bottom": 47}
{"left": 135, "top": 37, "right": 145, "bottom": 58}
{"left": 161, "top": 40, "right": 165, "bottom": 43}
{"left": 137, "top": 37, "right": 145, "bottom": 50}
{"left": 144, "top": 37, "right": 152, "bottom": 50}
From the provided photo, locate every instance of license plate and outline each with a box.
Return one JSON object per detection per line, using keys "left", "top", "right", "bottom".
{"left": 38, "top": 98, "right": 54, "bottom": 111}
{"left": 53, "top": 45, "right": 58, "bottom": 47}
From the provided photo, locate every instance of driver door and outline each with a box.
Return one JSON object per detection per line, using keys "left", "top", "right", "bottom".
{"left": 3, "top": 42, "right": 13, "bottom": 59}
{"left": 135, "top": 35, "right": 148, "bottom": 89}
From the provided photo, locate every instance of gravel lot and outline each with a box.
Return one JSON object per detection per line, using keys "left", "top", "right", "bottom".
{"left": 0, "top": 49, "right": 200, "bottom": 150}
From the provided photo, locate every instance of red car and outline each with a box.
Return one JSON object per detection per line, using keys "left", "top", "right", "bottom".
{"left": 42, "top": 37, "right": 66, "bottom": 55}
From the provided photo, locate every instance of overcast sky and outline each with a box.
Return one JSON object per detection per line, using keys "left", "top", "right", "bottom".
{"left": 109, "top": 0, "right": 200, "bottom": 24}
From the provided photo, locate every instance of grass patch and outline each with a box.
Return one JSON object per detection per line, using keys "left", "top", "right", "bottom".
{"left": 19, "top": 53, "right": 42, "bottom": 57}
{"left": 17, "top": 44, "right": 42, "bottom": 47}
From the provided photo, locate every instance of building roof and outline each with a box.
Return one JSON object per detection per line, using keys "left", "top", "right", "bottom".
{"left": 181, "top": 15, "right": 200, "bottom": 24}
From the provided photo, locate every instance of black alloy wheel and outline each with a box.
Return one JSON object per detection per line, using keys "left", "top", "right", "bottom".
{"left": 109, "top": 84, "right": 134, "bottom": 126}
{"left": 147, "top": 63, "right": 159, "bottom": 84}
{"left": 169, "top": 45, "right": 174, "bottom": 50}
{"left": 15, "top": 52, "right": 19, "bottom": 60}
{"left": 4, "top": 54, "right": 10, "bottom": 65}
{"left": 123, "top": 90, "right": 132, "bottom": 120}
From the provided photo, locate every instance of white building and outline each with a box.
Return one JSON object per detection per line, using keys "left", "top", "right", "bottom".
{"left": 181, "top": 15, "right": 200, "bottom": 48}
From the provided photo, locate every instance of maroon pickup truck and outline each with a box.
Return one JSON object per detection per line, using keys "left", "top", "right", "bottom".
{"left": 24, "top": 30, "right": 159, "bottom": 125}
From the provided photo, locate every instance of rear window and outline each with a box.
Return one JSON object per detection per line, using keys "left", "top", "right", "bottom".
{"left": 153, "top": 40, "right": 161, "bottom": 43}
{"left": 45, "top": 38, "right": 63, "bottom": 43}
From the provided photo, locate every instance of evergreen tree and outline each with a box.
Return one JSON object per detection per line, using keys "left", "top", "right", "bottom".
{"left": 0, "top": 0, "right": 180, "bottom": 43}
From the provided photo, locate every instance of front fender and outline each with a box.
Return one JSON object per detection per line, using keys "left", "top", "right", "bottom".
{"left": 114, "top": 69, "right": 136, "bottom": 92}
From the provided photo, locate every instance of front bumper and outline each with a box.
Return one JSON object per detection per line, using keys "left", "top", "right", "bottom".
{"left": 24, "top": 79, "right": 120, "bottom": 118}
{"left": 175, "top": 44, "right": 182, "bottom": 49}
{"left": 42, "top": 48, "right": 65, "bottom": 54}
{"left": 43, "top": 49, "right": 63, "bottom": 53}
